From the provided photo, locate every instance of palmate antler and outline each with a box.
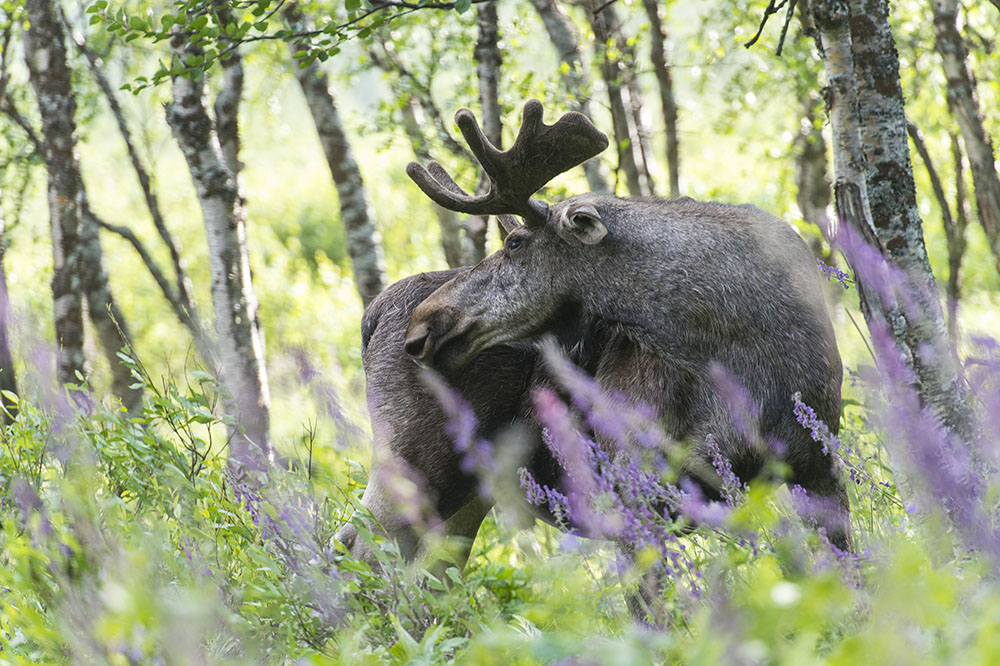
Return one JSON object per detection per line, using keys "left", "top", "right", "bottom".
{"left": 405, "top": 99, "right": 609, "bottom": 227}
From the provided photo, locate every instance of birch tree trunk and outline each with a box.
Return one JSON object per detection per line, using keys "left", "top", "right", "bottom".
{"left": 849, "top": 0, "right": 971, "bottom": 438}
{"left": 467, "top": 0, "right": 504, "bottom": 260}
{"left": 588, "top": 0, "right": 645, "bottom": 197}
{"left": 285, "top": 5, "right": 386, "bottom": 306}
{"left": 932, "top": 0, "right": 1000, "bottom": 275}
{"left": 24, "top": 0, "right": 140, "bottom": 413}
{"left": 810, "top": 0, "right": 972, "bottom": 443}
{"left": 166, "top": 33, "right": 271, "bottom": 465}
{"left": 529, "top": 0, "right": 611, "bottom": 194}
{"left": 23, "top": 0, "right": 85, "bottom": 390}
{"left": 0, "top": 193, "right": 17, "bottom": 424}
{"left": 642, "top": 0, "right": 681, "bottom": 198}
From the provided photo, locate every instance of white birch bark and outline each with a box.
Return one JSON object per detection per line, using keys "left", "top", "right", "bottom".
{"left": 166, "top": 33, "right": 271, "bottom": 465}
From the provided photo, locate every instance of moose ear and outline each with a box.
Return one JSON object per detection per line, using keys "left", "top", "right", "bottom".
{"left": 558, "top": 203, "right": 607, "bottom": 245}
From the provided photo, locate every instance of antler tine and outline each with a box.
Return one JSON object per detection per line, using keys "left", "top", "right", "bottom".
{"left": 405, "top": 161, "right": 491, "bottom": 213}
{"left": 406, "top": 99, "right": 609, "bottom": 225}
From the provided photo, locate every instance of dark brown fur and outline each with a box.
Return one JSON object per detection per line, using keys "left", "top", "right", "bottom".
{"left": 405, "top": 196, "right": 850, "bottom": 549}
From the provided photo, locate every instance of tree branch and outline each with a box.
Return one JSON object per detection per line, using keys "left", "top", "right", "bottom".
{"left": 745, "top": 0, "right": 798, "bottom": 53}
{"left": 0, "top": 94, "right": 43, "bottom": 154}
{"left": 64, "top": 9, "right": 204, "bottom": 349}
{"left": 368, "top": 44, "right": 474, "bottom": 163}
{"left": 93, "top": 215, "right": 181, "bottom": 311}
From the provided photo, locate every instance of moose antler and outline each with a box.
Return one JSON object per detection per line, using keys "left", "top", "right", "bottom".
{"left": 406, "top": 99, "right": 609, "bottom": 226}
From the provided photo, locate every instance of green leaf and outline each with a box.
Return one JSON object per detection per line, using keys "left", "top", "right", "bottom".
{"left": 454, "top": 0, "right": 472, "bottom": 13}
{"left": 189, "top": 15, "right": 208, "bottom": 31}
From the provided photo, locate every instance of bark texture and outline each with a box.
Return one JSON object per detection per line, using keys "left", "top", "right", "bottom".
{"left": 932, "top": 0, "right": 1000, "bottom": 275}
{"left": 588, "top": 0, "right": 646, "bottom": 196}
{"left": 166, "top": 34, "right": 271, "bottom": 463}
{"left": 286, "top": 6, "right": 386, "bottom": 306}
{"left": 642, "top": 0, "right": 681, "bottom": 198}
{"left": 468, "top": 1, "right": 503, "bottom": 260}
{"left": 811, "top": 0, "right": 972, "bottom": 442}
{"left": 24, "top": 0, "right": 85, "bottom": 389}
{"left": 529, "top": 0, "right": 611, "bottom": 193}
{"left": 24, "top": 0, "right": 140, "bottom": 413}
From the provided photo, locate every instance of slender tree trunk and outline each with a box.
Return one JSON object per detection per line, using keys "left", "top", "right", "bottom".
{"left": 907, "top": 123, "right": 968, "bottom": 345}
{"left": 947, "top": 133, "right": 970, "bottom": 340}
{"left": 932, "top": 0, "right": 1000, "bottom": 275}
{"left": 79, "top": 204, "right": 143, "bottom": 414}
{"left": 624, "top": 68, "right": 657, "bottom": 196}
{"left": 166, "top": 33, "right": 271, "bottom": 465}
{"left": 810, "top": 0, "right": 972, "bottom": 444}
{"left": 24, "top": 0, "right": 140, "bottom": 413}
{"left": 608, "top": 2, "right": 656, "bottom": 194}
{"left": 400, "top": 100, "right": 465, "bottom": 268}
{"left": 794, "top": 97, "right": 833, "bottom": 237}
{"left": 529, "top": 0, "right": 611, "bottom": 193}
{"left": 642, "top": 0, "right": 680, "bottom": 198}
{"left": 468, "top": 0, "right": 503, "bottom": 259}
{"left": 849, "top": 0, "right": 971, "bottom": 438}
{"left": 0, "top": 193, "right": 17, "bottom": 424}
{"left": 588, "top": 0, "right": 645, "bottom": 197}
{"left": 24, "top": 0, "right": 86, "bottom": 389}
{"left": 285, "top": 5, "right": 386, "bottom": 306}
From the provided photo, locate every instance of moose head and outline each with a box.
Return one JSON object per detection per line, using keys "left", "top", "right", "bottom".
{"left": 403, "top": 99, "right": 613, "bottom": 370}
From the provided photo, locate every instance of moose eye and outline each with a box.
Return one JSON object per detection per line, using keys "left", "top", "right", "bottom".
{"left": 506, "top": 237, "right": 523, "bottom": 252}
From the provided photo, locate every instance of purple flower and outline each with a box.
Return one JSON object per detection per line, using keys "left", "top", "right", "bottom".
{"left": 816, "top": 258, "right": 853, "bottom": 290}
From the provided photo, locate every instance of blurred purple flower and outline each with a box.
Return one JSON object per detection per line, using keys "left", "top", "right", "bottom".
{"left": 422, "top": 370, "right": 496, "bottom": 496}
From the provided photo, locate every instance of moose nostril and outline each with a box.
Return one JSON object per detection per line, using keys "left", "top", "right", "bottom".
{"left": 404, "top": 329, "right": 429, "bottom": 358}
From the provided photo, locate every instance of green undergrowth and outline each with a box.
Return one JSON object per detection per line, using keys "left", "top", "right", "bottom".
{"left": 0, "top": 357, "right": 999, "bottom": 665}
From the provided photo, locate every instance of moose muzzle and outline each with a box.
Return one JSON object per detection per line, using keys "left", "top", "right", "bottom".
{"left": 404, "top": 303, "right": 475, "bottom": 369}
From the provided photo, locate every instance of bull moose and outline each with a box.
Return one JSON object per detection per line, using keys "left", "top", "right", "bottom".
{"left": 338, "top": 100, "right": 849, "bottom": 578}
